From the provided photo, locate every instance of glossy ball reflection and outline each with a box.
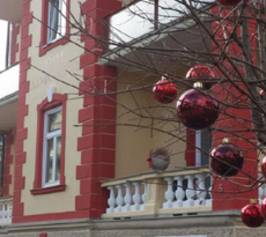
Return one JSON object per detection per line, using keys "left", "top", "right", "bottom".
{"left": 210, "top": 142, "right": 243, "bottom": 177}
{"left": 152, "top": 78, "right": 177, "bottom": 104}
{"left": 176, "top": 89, "right": 219, "bottom": 130}
{"left": 186, "top": 64, "right": 216, "bottom": 89}
{"left": 261, "top": 156, "right": 266, "bottom": 179}
{"left": 241, "top": 204, "right": 264, "bottom": 228}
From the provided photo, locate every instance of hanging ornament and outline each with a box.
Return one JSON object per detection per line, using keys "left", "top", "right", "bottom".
{"left": 210, "top": 138, "right": 243, "bottom": 177}
{"left": 261, "top": 156, "right": 266, "bottom": 179}
{"left": 218, "top": 0, "right": 241, "bottom": 6}
{"left": 260, "top": 198, "right": 266, "bottom": 219}
{"left": 147, "top": 148, "right": 170, "bottom": 172}
{"left": 186, "top": 64, "right": 216, "bottom": 90}
{"left": 241, "top": 202, "right": 264, "bottom": 228}
{"left": 152, "top": 75, "right": 177, "bottom": 104}
{"left": 176, "top": 82, "right": 219, "bottom": 130}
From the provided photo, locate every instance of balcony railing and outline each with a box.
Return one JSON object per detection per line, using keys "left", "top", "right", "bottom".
{"left": 108, "top": 0, "right": 213, "bottom": 50}
{"left": 0, "top": 64, "right": 19, "bottom": 101}
{"left": 0, "top": 198, "right": 12, "bottom": 225}
{"left": 102, "top": 168, "right": 212, "bottom": 218}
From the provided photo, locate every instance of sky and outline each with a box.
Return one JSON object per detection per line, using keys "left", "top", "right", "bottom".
{"left": 0, "top": 20, "right": 7, "bottom": 71}
{"left": 0, "top": 20, "right": 19, "bottom": 99}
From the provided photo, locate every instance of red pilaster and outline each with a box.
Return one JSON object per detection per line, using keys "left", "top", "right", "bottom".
{"left": 77, "top": 0, "right": 121, "bottom": 218}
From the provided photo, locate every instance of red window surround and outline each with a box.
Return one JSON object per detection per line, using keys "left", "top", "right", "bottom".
{"left": 31, "top": 93, "right": 67, "bottom": 195}
{"left": 39, "top": 0, "right": 71, "bottom": 56}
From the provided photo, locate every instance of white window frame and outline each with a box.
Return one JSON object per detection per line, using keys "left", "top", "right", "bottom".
{"left": 42, "top": 106, "right": 62, "bottom": 187}
{"left": 47, "top": 0, "right": 67, "bottom": 43}
{"left": 195, "top": 130, "right": 202, "bottom": 167}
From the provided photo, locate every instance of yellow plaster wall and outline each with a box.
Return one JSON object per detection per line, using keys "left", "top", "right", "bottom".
{"left": 21, "top": 0, "right": 85, "bottom": 215}
{"left": 115, "top": 71, "right": 186, "bottom": 178}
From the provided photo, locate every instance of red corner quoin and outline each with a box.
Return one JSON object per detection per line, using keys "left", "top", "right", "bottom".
{"left": 76, "top": 0, "right": 121, "bottom": 218}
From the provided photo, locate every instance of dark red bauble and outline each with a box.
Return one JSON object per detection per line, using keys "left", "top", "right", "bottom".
{"left": 260, "top": 198, "right": 266, "bottom": 219}
{"left": 210, "top": 142, "right": 243, "bottom": 177}
{"left": 261, "top": 156, "right": 266, "bottom": 179}
{"left": 186, "top": 65, "right": 216, "bottom": 89}
{"left": 218, "top": 0, "right": 241, "bottom": 6}
{"left": 176, "top": 89, "right": 219, "bottom": 130}
{"left": 153, "top": 78, "right": 177, "bottom": 104}
{"left": 241, "top": 204, "right": 264, "bottom": 228}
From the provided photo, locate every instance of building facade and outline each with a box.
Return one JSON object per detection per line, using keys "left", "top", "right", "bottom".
{"left": 0, "top": 0, "right": 264, "bottom": 236}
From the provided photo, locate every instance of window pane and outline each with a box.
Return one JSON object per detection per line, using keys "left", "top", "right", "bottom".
{"left": 45, "top": 138, "right": 54, "bottom": 184}
{"left": 48, "top": 0, "right": 60, "bottom": 42}
{"left": 48, "top": 110, "right": 62, "bottom": 132}
{"left": 55, "top": 136, "right": 61, "bottom": 181}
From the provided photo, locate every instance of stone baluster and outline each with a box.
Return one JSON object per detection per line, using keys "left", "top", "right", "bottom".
{"left": 107, "top": 186, "right": 116, "bottom": 214}
{"left": 174, "top": 176, "right": 185, "bottom": 208}
{"left": 123, "top": 182, "right": 132, "bottom": 212}
{"left": 163, "top": 177, "right": 174, "bottom": 209}
{"left": 115, "top": 184, "right": 124, "bottom": 212}
{"left": 141, "top": 182, "right": 148, "bottom": 211}
{"left": 132, "top": 181, "right": 142, "bottom": 211}
{"left": 195, "top": 174, "right": 207, "bottom": 206}
{"left": 184, "top": 175, "right": 195, "bottom": 207}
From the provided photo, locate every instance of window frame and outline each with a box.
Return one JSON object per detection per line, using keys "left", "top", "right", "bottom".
{"left": 42, "top": 106, "right": 62, "bottom": 188}
{"left": 39, "top": 0, "right": 70, "bottom": 56}
{"left": 31, "top": 94, "right": 67, "bottom": 195}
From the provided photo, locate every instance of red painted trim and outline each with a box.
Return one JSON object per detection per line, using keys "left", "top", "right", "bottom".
{"left": 33, "top": 93, "right": 67, "bottom": 191}
{"left": 31, "top": 184, "right": 66, "bottom": 195}
{"left": 185, "top": 129, "right": 195, "bottom": 166}
{"left": 39, "top": 0, "right": 71, "bottom": 56}
{"left": 13, "top": 0, "right": 32, "bottom": 223}
{"left": 40, "top": 233, "right": 47, "bottom": 237}
{"left": 10, "top": 24, "right": 20, "bottom": 65}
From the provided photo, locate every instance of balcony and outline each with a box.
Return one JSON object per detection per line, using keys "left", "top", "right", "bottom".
{"left": 102, "top": 167, "right": 212, "bottom": 218}
{"left": 0, "top": 0, "right": 22, "bottom": 22}
{"left": 0, "top": 65, "right": 19, "bottom": 131}
{"left": 0, "top": 197, "right": 12, "bottom": 225}
{"left": 101, "top": 0, "right": 213, "bottom": 71}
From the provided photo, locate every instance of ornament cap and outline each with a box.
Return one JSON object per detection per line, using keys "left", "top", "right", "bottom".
{"left": 250, "top": 198, "right": 257, "bottom": 204}
{"left": 193, "top": 82, "right": 203, "bottom": 89}
{"left": 222, "top": 137, "right": 230, "bottom": 144}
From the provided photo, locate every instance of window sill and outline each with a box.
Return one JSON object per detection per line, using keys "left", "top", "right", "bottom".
{"left": 31, "top": 184, "right": 66, "bottom": 195}
{"left": 39, "top": 36, "right": 69, "bottom": 57}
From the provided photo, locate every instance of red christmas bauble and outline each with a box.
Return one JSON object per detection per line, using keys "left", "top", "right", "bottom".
{"left": 210, "top": 140, "right": 243, "bottom": 177}
{"left": 260, "top": 198, "right": 266, "bottom": 219}
{"left": 261, "top": 156, "right": 266, "bottom": 179}
{"left": 176, "top": 88, "right": 219, "bottom": 130}
{"left": 218, "top": 0, "right": 241, "bottom": 6}
{"left": 186, "top": 65, "right": 216, "bottom": 89}
{"left": 153, "top": 77, "right": 177, "bottom": 104}
{"left": 241, "top": 204, "right": 264, "bottom": 228}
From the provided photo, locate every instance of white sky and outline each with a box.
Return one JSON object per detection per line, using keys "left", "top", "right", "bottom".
{"left": 0, "top": 20, "right": 19, "bottom": 99}
{"left": 0, "top": 20, "right": 7, "bottom": 71}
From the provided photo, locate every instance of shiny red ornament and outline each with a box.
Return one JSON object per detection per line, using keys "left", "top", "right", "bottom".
{"left": 210, "top": 139, "right": 243, "bottom": 177}
{"left": 260, "top": 198, "right": 266, "bottom": 219}
{"left": 153, "top": 76, "right": 177, "bottom": 104}
{"left": 218, "top": 0, "right": 241, "bottom": 6}
{"left": 241, "top": 204, "right": 264, "bottom": 228}
{"left": 186, "top": 65, "right": 216, "bottom": 89}
{"left": 261, "top": 156, "right": 266, "bottom": 179}
{"left": 176, "top": 88, "right": 219, "bottom": 130}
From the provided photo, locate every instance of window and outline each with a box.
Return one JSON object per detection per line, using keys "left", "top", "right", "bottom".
{"left": 32, "top": 94, "right": 67, "bottom": 195}
{"left": 42, "top": 106, "right": 62, "bottom": 187}
{"left": 39, "top": 0, "right": 70, "bottom": 56}
{"left": 195, "top": 128, "right": 212, "bottom": 167}
{"left": 0, "top": 135, "right": 4, "bottom": 191}
{"left": 47, "top": 0, "right": 67, "bottom": 43}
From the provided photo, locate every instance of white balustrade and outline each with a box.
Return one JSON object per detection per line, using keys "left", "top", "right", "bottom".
{"left": 162, "top": 172, "right": 212, "bottom": 210}
{"left": 105, "top": 180, "right": 147, "bottom": 214}
{"left": 103, "top": 169, "right": 212, "bottom": 217}
{"left": 258, "top": 179, "right": 266, "bottom": 204}
{"left": 0, "top": 198, "right": 12, "bottom": 225}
